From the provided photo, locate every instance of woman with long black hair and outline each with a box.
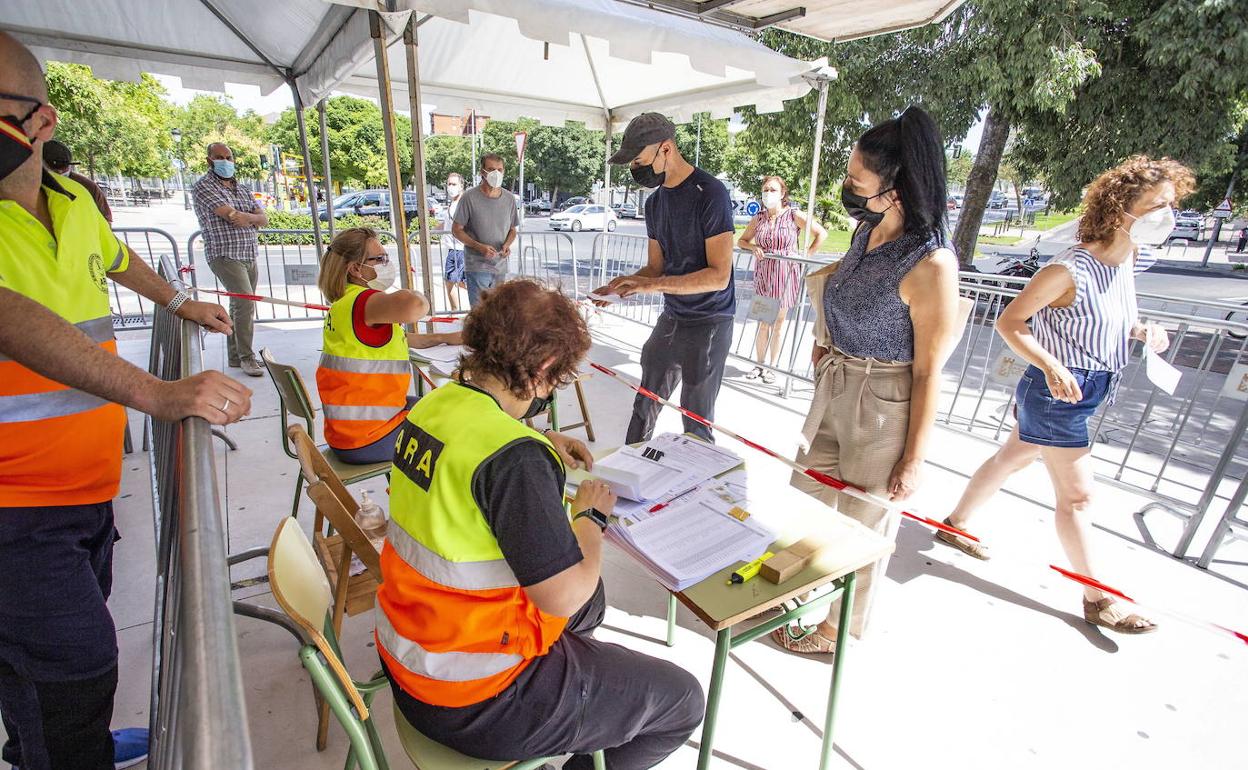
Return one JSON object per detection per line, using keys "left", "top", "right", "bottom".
{"left": 776, "top": 106, "right": 963, "bottom": 654}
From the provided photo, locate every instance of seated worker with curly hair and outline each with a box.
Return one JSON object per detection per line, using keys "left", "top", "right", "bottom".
{"left": 377, "top": 279, "right": 704, "bottom": 769}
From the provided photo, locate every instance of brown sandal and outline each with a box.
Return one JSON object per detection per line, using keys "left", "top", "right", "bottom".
{"left": 934, "top": 517, "right": 990, "bottom": 560}
{"left": 1083, "top": 597, "right": 1158, "bottom": 634}
{"left": 771, "top": 625, "right": 837, "bottom": 655}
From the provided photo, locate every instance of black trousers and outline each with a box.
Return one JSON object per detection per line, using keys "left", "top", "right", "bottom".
{"left": 0, "top": 502, "right": 119, "bottom": 770}
{"left": 626, "top": 313, "right": 734, "bottom": 445}
{"left": 387, "top": 582, "right": 704, "bottom": 770}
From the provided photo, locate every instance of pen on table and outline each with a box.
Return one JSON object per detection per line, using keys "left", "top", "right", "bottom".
{"left": 648, "top": 486, "right": 698, "bottom": 513}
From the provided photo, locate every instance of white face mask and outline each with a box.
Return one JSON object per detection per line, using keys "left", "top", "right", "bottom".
{"left": 761, "top": 190, "right": 782, "bottom": 209}
{"left": 447, "top": 183, "right": 462, "bottom": 197}
{"left": 485, "top": 169, "right": 504, "bottom": 188}
{"left": 1123, "top": 206, "right": 1175, "bottom": 245}
{"left": 365, "top": 260, "right": 397, "bottom": 292}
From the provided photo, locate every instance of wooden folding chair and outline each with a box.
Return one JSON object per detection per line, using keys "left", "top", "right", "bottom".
{"left": 526, "top": 372, "right": 596, "bottom": 441}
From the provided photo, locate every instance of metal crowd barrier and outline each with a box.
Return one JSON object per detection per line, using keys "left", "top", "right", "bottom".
{"left": 586, "top": 235, "right": 1248, "bottom": 563}
{"left": 109, "top": 228, "right": 181, "bottom": 331}
{"left": 147, "top": 256, "right": 254, "bottom": 768}
{"left": 186, "top": 229, "right": 396, "bottom": 323}
{"left": 950, "top": 273, "right": 1248, "bottom": 561}
{"left": 587, "top": 232, "right": 830, "bottom": 397}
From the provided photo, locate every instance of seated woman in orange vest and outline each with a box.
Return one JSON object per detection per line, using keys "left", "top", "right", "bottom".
{"left": 316, "top": 227, "right": 459, "bottom": 464}
{"left": 378, "top": 280, "right": 704, "bottom": 769}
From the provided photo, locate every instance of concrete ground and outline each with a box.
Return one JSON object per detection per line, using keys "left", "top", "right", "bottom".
{"left": 45, "top": 309, "right": 1246, "bottom": 770}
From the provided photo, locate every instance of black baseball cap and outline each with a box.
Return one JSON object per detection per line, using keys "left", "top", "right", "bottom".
{"left": 609, "top": 112, "right": 676, "bottom": 165}
{"left": 43, "top": 140, "right": 75, "bottom": 169}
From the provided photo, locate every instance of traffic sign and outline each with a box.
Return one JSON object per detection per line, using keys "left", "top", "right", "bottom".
{"left": 515, "top": 131, "right": 527, "bottom": 162}
{"left": 1214, "top": 197, "right": 1233, "bottom": 219}
{"left": 745, "top": 200, "right": 760, "bottom": 216}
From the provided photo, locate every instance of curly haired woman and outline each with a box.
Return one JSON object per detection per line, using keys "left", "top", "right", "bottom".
{"left": 935, "top": 156, "right": 1194, "bottom": 634}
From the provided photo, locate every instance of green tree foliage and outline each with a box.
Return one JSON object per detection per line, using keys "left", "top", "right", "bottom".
{"left": 724, "top": 129, "right": 805, "bottom": 198}
{"left": 1011, "top": 0, "right": 1248, "bottom": 213}
{"left": 268, "top": 96, "right": 413, "bottom": 190}
{"left": 45, "top": 63, "right": 173, "bottom": 181}
{"left": 173, "top": 94, "right": 268, "bottom": 179}
{"left": 675, "top": 114, "right": 730, "bottom": 176}
{"left": 423, "top": 134, "right": 473, "bottom": 188}
{"left": 751, "top": 1, "right": 1104, "bottom": 264}
{"left": 524, "top": 121, "right": 605, "bottom": 203}
{"left": 946, "top": 150, "right": 974, "bottom": 189}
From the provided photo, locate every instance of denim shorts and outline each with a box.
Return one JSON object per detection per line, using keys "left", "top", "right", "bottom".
{"left": 1015, "top": 365, "right": 1113, "bottom": 448}
{"left": 444, "top": 248, "right": 465, "bottom": 283}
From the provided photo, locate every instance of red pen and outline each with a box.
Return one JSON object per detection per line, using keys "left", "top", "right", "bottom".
{"left": 648, "top": 486, "right": 698, "bottom": 513}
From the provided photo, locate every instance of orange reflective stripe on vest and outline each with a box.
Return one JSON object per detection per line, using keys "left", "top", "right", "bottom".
{"left": 315, "top": 285, "right": 412, "bottom": 450}
{"left": 0, "top": 316, "right": 125, "bottom": 506}
{"left": 376, "top": 384, "right": 571, "bottom": 707}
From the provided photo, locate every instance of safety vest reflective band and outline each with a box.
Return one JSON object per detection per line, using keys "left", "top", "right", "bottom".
{"left": 315, "top": 283, "right": 412, "bottom": 450}
{"left": 0, "top": 172, "right": 128, "bottom": 507}
{"left": 376, "top": 381, "right": 571, "bottom": 707}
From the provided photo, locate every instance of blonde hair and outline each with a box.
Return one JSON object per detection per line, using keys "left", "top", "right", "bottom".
{"left": 318, "top": 227, "right": 378, "bottom": 302}
{"left": 1077, "top": 156, "right": 1195, "bottom": 244}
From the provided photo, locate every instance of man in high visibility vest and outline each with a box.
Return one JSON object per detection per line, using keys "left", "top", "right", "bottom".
{"left": 378, "top": 280, "right": 703, "bottom": 769}
{"left": 0, "top": 33, "right": 252, "bottom": 770}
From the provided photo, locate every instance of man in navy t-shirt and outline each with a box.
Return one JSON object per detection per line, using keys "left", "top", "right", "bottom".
{"left": 595, "top": 113, "right": 736, "bottom": 443}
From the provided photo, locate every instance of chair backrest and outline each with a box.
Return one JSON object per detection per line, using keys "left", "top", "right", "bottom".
{"left": 260, "top": 347, "right": 318, "bottom": 453}
{"left": 288, "top": 424, "right": 382, "bottom": 580}
{"left": 266, "top": 518, "right": 371, "bottom": 720}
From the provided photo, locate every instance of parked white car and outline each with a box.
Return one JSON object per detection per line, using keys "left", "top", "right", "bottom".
{"left": 549, "top": 204, "right": 618, "bottom": 232}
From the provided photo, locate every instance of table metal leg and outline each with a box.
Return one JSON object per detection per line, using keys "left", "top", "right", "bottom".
{"left": 666, "top": 592, "right": 677, "bottom": 647}
{"left": 819, "top": 571, "right": 856, "bottom": 770}
{"left": 697, "top": 627, "right": 732, "bottom": 770}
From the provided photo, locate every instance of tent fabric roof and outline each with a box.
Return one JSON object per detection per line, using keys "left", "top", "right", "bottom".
{"left": 331, "top": 0, "right": 826, "bottom": 130}
{"left": 0, "top": 0, "right": 376, "bottom": 106}
{"left": 618, "top": 0, "right": 965, "bottom": 43}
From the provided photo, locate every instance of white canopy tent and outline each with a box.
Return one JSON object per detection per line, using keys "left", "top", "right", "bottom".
{"left": 0, "top": 1, "right": 964, "bottom": 766}
{"left": 332, "top": 0, "right": 824, "bottom": 129}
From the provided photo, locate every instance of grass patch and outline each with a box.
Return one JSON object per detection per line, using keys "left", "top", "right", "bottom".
{"left": 1030, "top": 210, "right": 1080, "bottom": 231}
{"left": 977, "top": 235, "right": 1024, "bottom": 246}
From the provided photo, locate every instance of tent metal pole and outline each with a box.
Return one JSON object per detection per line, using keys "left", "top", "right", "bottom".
{"left": 802, "top": 75, "right": 830, "bottom": 257}
{"left": 370, "top": 9, "right": 413, "bottom": 292}
{"left": 603, "top": 121, "right": 614, "bottom": 208}
{"left": 290, "top": 83, "right": 324, "bottom": 251}
{"left": 318, "top": 99, "right": 335, "bottom": 242}
{"left": 404, "top": 17, "right": 435, "bottom": 307}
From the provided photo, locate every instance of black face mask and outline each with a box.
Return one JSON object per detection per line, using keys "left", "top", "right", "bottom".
{"left": 521, "top": 390, "right": 555, "bottom": 420}
{"left": 0, "top": 96, "right": 42, "bottom": 183}
{"left": 841, "top": 183, "right": 894, "bottom": 227}
{"left": 630, "top": 145, "right": 667, "bottom": 189}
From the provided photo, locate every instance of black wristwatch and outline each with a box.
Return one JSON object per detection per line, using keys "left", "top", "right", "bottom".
{"left": 575, "top": 507, "right": 610, "bottom": 531}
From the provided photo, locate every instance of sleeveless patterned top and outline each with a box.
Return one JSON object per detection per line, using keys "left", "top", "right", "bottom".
{"left": 823, "top": 224, "right": 945, "bottom": 363}
{"left": 1031, "top": 245, "right": 1155, "bottom": 372}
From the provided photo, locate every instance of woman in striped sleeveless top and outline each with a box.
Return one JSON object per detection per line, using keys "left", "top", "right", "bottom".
{"left": 737, "top": 175, "right": 826, "bottom": 385}
{"left": 937, "top": 156, "right": 1193, "bottom": 635}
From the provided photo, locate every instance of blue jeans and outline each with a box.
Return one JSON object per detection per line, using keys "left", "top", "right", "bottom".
{"left": 465, "top": 271, "right": 501, "bottom": 306}
{"left": 1015, "top": 365, "right": 1114, "bottom": 448}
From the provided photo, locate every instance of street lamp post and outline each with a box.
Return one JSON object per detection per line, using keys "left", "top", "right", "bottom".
{"left": 170, "top": 127, "right": 189, "bottom": 210}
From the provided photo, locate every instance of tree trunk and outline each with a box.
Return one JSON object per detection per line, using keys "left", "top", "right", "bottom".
{"left": 552, "top": 184, "right": 560, "bottom": 208}
{"left": 953, "top": 106, "right": 1012, "bottom": 268}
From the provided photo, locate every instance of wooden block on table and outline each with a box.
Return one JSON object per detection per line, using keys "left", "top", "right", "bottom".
{"left": 760, "top": 536, "right": 828, "bottom": 584}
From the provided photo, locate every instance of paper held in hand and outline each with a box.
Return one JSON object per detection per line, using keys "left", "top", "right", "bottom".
{"left": 588, "top": 292, "right": 623, "bottom": 303}
{"left": 1144, "top": 349, "right": 1181, "bottom": 395}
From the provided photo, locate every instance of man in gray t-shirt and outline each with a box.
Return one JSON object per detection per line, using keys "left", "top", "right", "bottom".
{"left": 452, "top": 153, "right": 519, "bottom": 305}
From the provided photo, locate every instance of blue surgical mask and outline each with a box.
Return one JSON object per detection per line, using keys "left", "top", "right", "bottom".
{"left": 212, "top": 159, "right": 236, "bottom": 179}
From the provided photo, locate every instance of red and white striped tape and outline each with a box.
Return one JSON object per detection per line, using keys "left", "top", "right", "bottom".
{"left": 188, "top": 287, "right": 461, "bottom": 325}
{"left": 587, "top": 361, "right": 1248, "bottom": 647}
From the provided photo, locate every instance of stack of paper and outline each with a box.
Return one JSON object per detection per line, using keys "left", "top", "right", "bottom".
{"left": 412, "top": 343, "right": 465, "bottom": 376}
{"left": 605, "top": 470, "right": 773, "bottom": 591}
{"left": 592, "top": 433, "right": 742, "bottom": 502}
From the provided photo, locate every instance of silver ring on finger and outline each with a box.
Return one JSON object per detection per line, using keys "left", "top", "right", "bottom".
{"left": 220, "top": 398, "right": 231, "bottom": 412}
